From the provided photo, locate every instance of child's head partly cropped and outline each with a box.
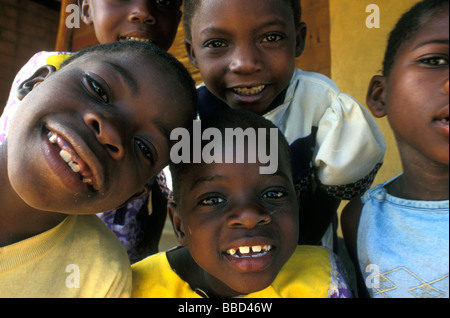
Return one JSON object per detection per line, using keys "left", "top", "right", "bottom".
{"left": 79, "top": 0, "right": 183, "bottom": 51}
{"left": 5, "top": 41, "right": 197, "bottom": 215}
{"left": 169, "top": 108, "right": 299, "bottom": 297}
{"left": 367, "top": 0, "right": 449, "bottom": 166}
{"left": 183, "top": 0, "right": 306, "bottom": 114}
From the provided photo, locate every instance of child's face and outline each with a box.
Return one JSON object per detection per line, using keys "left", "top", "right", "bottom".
{"left": 381, "top": 9, "right": 449, "bottom": 165}
{"left": 81, "top": 0, "right": 181, "bottom": 51}
{"left": 187, "top": 0, "right": 304, "bottom": 114}
{"left": 174, "top": 155, "right": 299, "bottom": 297}
{"left": 6, "top": 51, "right": 190, "bottom": 214}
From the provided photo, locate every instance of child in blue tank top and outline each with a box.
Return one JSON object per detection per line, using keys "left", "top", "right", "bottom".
{"left": 341, "top": 0, "right": 449, "bottom": 298}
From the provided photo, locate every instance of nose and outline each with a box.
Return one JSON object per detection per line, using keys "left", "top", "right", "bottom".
{"left": 227, "top": 203, "right": 271, "bottom": 229}
{"left": 229, "top": 45, "right": 263, "bottom": 74}
{"left": 84, "top": 112, "right": 125, "bottom": 160}
{"left": 128, "top": 0, "right": 156, "bottom": 24}
{"left": 444, "top": 77, "right": 449, "bottom": 94}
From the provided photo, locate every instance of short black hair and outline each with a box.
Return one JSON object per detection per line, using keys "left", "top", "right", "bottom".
{"left": 183, "top": 0, "right": 302, "bottom": 40}
{"left": 383, "top": 0, "right": 449, "bottom": 76}
{"left": 61, "top": 41, "right": 198, "bottom": 119}
{"left": 169, "top": 108, "right": 292, "bottom": 203}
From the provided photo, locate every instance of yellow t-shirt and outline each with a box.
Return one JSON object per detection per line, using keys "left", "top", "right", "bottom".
{"left": 0, "top": 215, "right": 132, "bottom": 298}
{"left": 132, "top": 245, "right": 340, "bottom": 298}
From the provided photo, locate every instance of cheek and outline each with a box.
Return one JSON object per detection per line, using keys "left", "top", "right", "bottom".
{"left": 198, "top": 62, "right": 225, "bottom": 88}
{"left": 271, "top": 53, "right": 296, "bottom": 84}
{"left": 92, "top": 13, "right": 121, "bottom": 42}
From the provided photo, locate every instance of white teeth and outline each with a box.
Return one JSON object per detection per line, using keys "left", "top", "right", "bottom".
{"left": 228, "top": 248, "right": 236, "bottom": 256}
{"left": 252, "top": 246, "right": 262, "bottom": 253}
{"left": 441, "top": 118, "right": 449, "bottom": 124}
{"left": 239, "top": 246, "right": 250, "bottom": 254}
{"left": 226, "top": 245, "right": 272, "bottom": 257}
{"left": 68, "top": 161, "right": 80, "bottom": 173}
{"left": 49, "top": 133, "right": 57, "bottom": 144}
{"left": 126, "top": 37, "right": 151, "bottom": 43}
{"left": 234, "top": 85, "right": 265, "bottom": 96}
{"left": 59, "top": 149, "right": 72, "bottom": 163}
{"left": 60, "top": 149, "right": 82, "bottom": 174}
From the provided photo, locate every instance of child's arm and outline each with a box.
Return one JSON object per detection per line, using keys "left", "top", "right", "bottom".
{"left": 341, "top": 198, "right": 370, "bottom": 298}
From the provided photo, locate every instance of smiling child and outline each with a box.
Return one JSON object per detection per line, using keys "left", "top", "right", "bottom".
{"left": 0, "top": 0, "right": 186, "bottom": 264}
{"left": 0, "top": 41, "right": 197, "bottom": 297}
{"left": 79, "top": 0, "right": 183, "bottom": 51}
{"left": 132, "top": 109, "right": 352, "bottom": 298}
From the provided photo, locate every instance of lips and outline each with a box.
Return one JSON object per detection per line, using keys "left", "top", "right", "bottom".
{"left": 233, "top": 85, "right": 266, "bottom": 96}
{"left": 434, "top": 107, "right": 449, "bottom": 136}
{"left": 222, "top": 239, "right": 276, "bottom": 273}
{"left": 226, "top": 245, "right": 272, "bottom": 258}
{"left": 43, "top": 126, "right": 102, "bottom": 192}
{"left": 118, "top": 32, "right": 154, "bottom": 44}
{"left": 48, "top": 131, "right": 94, "bottom": 187}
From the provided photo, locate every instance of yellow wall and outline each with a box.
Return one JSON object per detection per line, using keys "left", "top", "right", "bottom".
{"left": 330, "top": 0, "right": 419, "bottom": 187}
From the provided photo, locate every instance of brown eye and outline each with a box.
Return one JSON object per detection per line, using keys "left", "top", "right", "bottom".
{"left": 85, "top": 74, "right": 109, "bottom": 103}
{"left": 155, "top": 0, "right": 175, "bottom": 7}
{"left": 263, "top": 190, "right": 286, "bottom": 199}
{"left": 421, "top": 57, "right": 448, "bottom": 66}
{"left": 261, "top": 33, "right": 283, "bottom": 43}
{"left": 201, "top": 196, "right": 225, "bottom": 206}
{"left": 135, "top": 138, "right": 154, "bottom": 163}
{"left": 205, "top": 39, "right": 227, "bottom": 49}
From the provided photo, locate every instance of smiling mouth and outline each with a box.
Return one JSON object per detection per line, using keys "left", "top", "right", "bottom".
{"left": 47, "top": 129, "right": 96, "bottom": 190}
{"left": 118, "top": 36, "right": 153, "bottom": 43}
{"left": 233, "top": 85, "right": 266, "bottom": 96}
{"left": 226, "top": 245, "right": 273, "bottom": 259}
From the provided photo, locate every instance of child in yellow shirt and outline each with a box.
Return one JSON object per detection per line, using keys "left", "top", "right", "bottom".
{"left": 0, "top": 41, "right": 197, "bottom": 297}
{"left": 132, "top": 109, "right": 351, "bottom": 298}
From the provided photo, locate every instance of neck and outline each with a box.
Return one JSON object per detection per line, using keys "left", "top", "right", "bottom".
{"left": 388, "top": 160, "right": 449, "bottom": 201}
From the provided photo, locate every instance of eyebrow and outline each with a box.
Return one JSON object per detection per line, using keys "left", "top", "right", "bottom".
{"left": 105, "top": 61, "right": 138, "bottom": 95}
{"left": 200, "top": 18, "right": 289, "bottom": 36}
{"left": 190, "top": 174, "right": 228, "bottom": 191}
{"left": 189, "top": 169, "right": 292, "bottom": 191}
{"left": 153, "top": 119, "right": 171, "bottom": 142}
{"left": 414, "top": 39, "right": 449, "bottom": 50}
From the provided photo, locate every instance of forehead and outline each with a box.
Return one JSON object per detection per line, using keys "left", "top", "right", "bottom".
{"left": 194, "top": 0, "right": 294, "bottom": 25}
{"left": 66, "top": 50, "right": 182, "bottom": 89}
{"left": 399, "top": 9, "right": 449, "bottom": 54}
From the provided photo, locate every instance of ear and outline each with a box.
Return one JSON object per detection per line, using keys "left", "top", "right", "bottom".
{"left": 295, "top": 22, "right": 307, "bottom": 57}
{"left": 185, "top": 39, "right": 198, "bottom": 68}
{"left": 79, "top": 0, "right": 93, "bottom": 25}
{"left": 366, "top": 75, "right": 387, "bottom": 118}
{"left": 168, "top": 201, "right": 187, "bottom": 245}
{"left": 16, "top": 65, "right": 56, "bottom": 101}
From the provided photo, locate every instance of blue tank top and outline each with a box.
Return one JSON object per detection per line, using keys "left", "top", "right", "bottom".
{"left": 357, "top": 176, "right": 449, "bottom": 298}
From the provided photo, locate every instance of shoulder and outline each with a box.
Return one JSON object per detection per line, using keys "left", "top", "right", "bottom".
{"left": 71, "top": 215, "right": 131, "bottom": 268}
{"left": 292, "top": 69, "right": 341, "bottom": 94}
{"left": 271, "top": 246, "right": 343, "bottom": 297}
{"left": 132, "top": 251, "right": 168, "bottom": 276}
{"left": 61, "top": 215, "right": 132, "bottom": 297}
{"left": 131, "top": 251, "right": 197, "bottom": 298}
